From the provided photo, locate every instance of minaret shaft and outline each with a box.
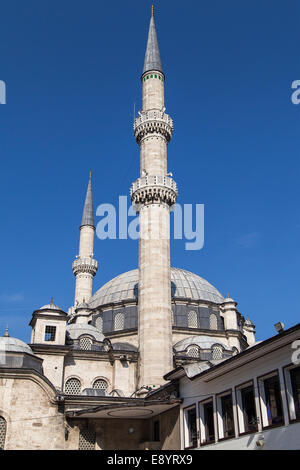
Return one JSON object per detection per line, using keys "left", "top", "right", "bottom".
{"left": 132, "top": 13, "right": 177, "bottom": 389}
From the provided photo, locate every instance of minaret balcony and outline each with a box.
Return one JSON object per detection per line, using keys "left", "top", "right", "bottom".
{"left": 134, "top": 109, "right": 173, "bottom": 143}
{"left": 130, "top": 175, "right": 178, "bottom": 207}
{"left": 72, "top": 257, "right": 98, "bottom": 276}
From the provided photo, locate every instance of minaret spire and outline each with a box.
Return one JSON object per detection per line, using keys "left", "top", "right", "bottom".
{"left": 143, "top": 8, "right": 162, "bottom": 74}
{"left": 81, "top": 171, "right": 94, "bottom": 228}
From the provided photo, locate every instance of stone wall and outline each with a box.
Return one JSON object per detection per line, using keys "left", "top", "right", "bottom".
{"left": 0, "top": 373, "right": 64, "bottom": 450}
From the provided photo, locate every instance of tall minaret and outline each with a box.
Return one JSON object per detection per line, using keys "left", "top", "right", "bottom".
{"left": 131, "top": 8, "right": 177, "bottom": 389}
{"left": 72, "top": 172, "right": 98, "bottom": 305}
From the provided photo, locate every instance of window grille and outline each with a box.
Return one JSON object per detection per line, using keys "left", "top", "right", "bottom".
{"left": 93, "top": 379, "right": 108, "bottom": 391}
{"left": 188, "top": 311, "right": 198, "bottom": 328}
{"left": 95, "top": 316, "right": 103, "bottom": 333}
{"left": 0, "top": 417, "right": 6, "bottom": 450}
{"left": 78, "top": 429, "right": 96, "bottom": 450}
{"left": 114, "top": 312, "right": 124, "bottom": 331}
{"left": 65, "top": 378, "right": 81, "bottom": 395}
{"left": 187, "top": 346, "right": 200, "bottom": 358}
{"left": 212, "top": 346, "right": 223, "bottom": 360}
{"left": 209, "top": 313, "right": 218, "bottom": 330}
{"left": 79, "top": 336, "right": 92, "bottom": 350}
{"left": 44, "top": 325, "right": 56, "bottom": 341}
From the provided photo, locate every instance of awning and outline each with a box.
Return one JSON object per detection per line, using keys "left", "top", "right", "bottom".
{"left": 66, "top": 399, "right": 181, "bottom": 419}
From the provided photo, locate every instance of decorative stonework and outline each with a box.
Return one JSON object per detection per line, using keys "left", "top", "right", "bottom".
{"left": 130, "top": 175, "right": 178, "bottom": 207}
{"left": 134, "top": 109, "right": 173, "bottom": 144}
{"left": 72, "top": 257, "right": 98, "bottom": 277}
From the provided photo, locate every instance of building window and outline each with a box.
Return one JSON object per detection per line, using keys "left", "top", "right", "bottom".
{"left": 153, "top": 420, "right": 160, "bottom": 442}
{"left": 187, "top": 346, "right": 200, "bottom": 358}
{"left": 44, "top": 325, "right": 56, "bottom": 342}
{"left": 114, "top": 312, "right": 125, "bottom": 331}
{"left": 217, "top": 392, "right": 235, "bottom": 439}
{"left": 95, "top": 316, "right": 103, "bottom": 333}
{"left": 236, "top": 382, "right": 258, "bottom": 434}
{"left": 184, "top": 406, "right": 197, "bottom": 449}
{"left": 199, "top": 399, "right": 215, "bottom": 445}
{"left": 0, "top": 417, "right": 6, "bottom": 450}
{"left": 209, "top": 313, "right": 217, "bottom": 330}
{"left": 188, "top": 311, "right": 198, "bottom": 328}
{"left": 284, "top": 365, "right": 300, "bottom": 422}
{"left": 93, "top": 379, "right": 108, "bottom": 391}
{"left": 65, "top": 378, "right": 81, "bottom": 395}
{"left": 258, "top": 372, "right": 284, "bottom": 428}
{"left": 212, "top": 345, "right": 223, "bottom": 360}
{"left": 78, "top": 428, "right": 96, "bottom": 450}
{"left": 79, "top": 336, "right": 92, "bottom": 350}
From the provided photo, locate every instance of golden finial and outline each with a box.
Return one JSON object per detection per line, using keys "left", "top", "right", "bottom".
{"left": 89, "top": 170, "right": 92, "bottom": 179}
{"left": 151, "top": 4, "right": 154, "bottom": 17}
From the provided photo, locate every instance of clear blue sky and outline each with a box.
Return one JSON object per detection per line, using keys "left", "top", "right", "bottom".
{"left": 0, "top": 0, "right": 299, "bottom": 343}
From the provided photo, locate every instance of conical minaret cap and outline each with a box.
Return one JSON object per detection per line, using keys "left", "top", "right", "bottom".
{"left": 143, "top": 11, "right": 163, "bottom": 74}
{"left": 81, "top": 172, "right": 95, "bottom": 228}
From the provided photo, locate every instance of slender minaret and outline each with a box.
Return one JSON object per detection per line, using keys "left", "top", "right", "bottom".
{"left": 72, "top": 172, "right": 98, "bottom": 305}
{"left": 131, "top": 8, "right": 177, "bottom": 389}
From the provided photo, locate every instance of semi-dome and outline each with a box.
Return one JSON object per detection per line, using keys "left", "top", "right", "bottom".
{"left": 67, "top": 323, "right": 104, "bottom": 342}
{"left": 173, "top": 335, "right": 227, "bottom": 352}
{"left": 89, "top": 267, "right": 224, "bottom": 309}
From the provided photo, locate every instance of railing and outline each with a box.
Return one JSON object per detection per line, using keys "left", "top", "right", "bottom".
{"left": 72, "top": 257, "right": 98, "bottom": 275}
{"left": 130, "top": 175, "right": 178, "bottom": 197}
{"left": 134, "top": 109, "right": 173, "bottom": 130}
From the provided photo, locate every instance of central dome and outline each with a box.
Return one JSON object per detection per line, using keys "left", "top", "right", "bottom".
{"left": 89, "top": 268, "right": 224, "bottom": 308}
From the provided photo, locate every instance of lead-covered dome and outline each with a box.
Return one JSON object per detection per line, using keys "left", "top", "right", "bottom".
{"left": 0, "top": 336, "right": 33, "bottom": 355}
{"left": 89, "top": 267, "right": 224, "bottom": 309}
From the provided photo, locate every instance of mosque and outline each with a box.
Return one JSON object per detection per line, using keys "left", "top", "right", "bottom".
{"left": 2, "top": 9, "right": 287, "bottom": 451}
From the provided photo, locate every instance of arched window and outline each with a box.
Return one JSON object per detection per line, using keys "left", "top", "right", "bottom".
{"left": 95, "top": 316, "right": 103, "bottom": 333}
{"left": 187, "top": 346, "right": 200, "bottom": 358}
{"left": 78, "top": 428, "right": 96, "bottom": 450}
{"left": 188, "top": 311, "right": 198, "bottom": 328}
{"left": 65, "top": 377, "right": 81, "bottom": 395}
{"left": 93, "top": 379, "right": 108, "bottom": 391}
{"left": 79, "top": 336, "right": 92, "bottom": 350}
{"left": 212, "top": 345, "right": 223, "bottom": 360}
{"left": 209, "top": 313, "right": 218, "bottom": 330}
{"left": 114, "top": 312, "right": 125, "bottom": 331}
{"left": 0, "top": 417, "right": 6, "bottom": 450}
